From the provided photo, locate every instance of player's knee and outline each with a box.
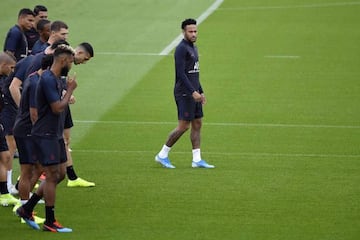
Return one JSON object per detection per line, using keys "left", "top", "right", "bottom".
{"left": 20, "top": 171, "right": 32, "bottom": 182}
{"left": 178, "top": 125, "right": 190, "bottom": 133}
{"left": 178, "top": 121, "right": 191, "bottom": 132}
{"left": 57, "top": 172, "right": 66, "bottom": 183}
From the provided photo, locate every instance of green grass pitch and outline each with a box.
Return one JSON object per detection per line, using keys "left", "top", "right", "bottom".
{"left": 0, "top": 0, "right": 359, "bottom": 239}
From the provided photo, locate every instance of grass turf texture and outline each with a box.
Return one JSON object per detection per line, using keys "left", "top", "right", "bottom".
{"left": 1, "top": 0, "right": 360, "bottom": 239}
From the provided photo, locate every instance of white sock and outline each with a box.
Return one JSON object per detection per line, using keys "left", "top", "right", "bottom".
{"left": 158, "top": 145, "right": 171, "bottom": 159}
{"left": 7, "top": 170, "right": 13, "bottom": 189}
{"left": 21, "top": 200, "right": 27, "bottom": 205}
{"left": 192, "top": 149, "right": 201, "bottom": 162}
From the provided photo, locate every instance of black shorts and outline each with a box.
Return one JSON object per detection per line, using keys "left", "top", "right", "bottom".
{"left": 0, "top": 104, "right": 17, "bottom": 135}
{"left": 0, "top": 125, "right": 8, "bottom": 152}
{"left": 14, "top": 136, "right": 37, "bottom": 164}
{"left": 32, "top": 136, "right": 67, "bottom": 166}
{"left": 175, "top": 95, "right": 203, "bottom": 121}
{"left": 64, "top": 106, "right": 74, "bottom": 129}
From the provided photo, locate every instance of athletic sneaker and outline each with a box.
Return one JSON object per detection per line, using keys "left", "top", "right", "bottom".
{"left": 15, "top": 207, "right": 40, "bottom": 230}
{"left": 155, "top": 155, "right": 175, "bottom": 168}
{"left": 21, "top": 213, "right": 45, "bottom": 224}
{"left": 13, "top": 202, "right": 45, "bottom": 225}
{"left": 67, "top": 178, "right": 95, "bottom": 187}
{"left": 9, "top": 184, "right": 19, "bottom": 195}
{"left": 192, "top": 160, "right": 215, "bottom": 168}
{"left": 43, "top": 221, "right": 72, "bottom": 233}
{"left": 0, "top": 193, "right": 20, "bottom": 206}
{"left": 12, "top": 202, "right": 21, "bottom": 212}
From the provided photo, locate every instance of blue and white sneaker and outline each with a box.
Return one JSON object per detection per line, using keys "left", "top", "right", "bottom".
{"left": 16, "top": 207, "right": 40, "bottom": 230}
{"left": 43, "top": 221, "right": 72, "bottom": 233}
{"left": 155, "top": 155, "right": 175, "bottom": 169}
{"left": 192, "top": 160, "right": 215, "bottom": 168}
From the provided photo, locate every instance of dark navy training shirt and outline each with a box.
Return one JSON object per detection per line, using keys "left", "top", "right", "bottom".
{"left": 174, "top": 39, "right": 203, "bottom": 97}
{"left": 26, "top": 52, "right": 46, "bottom": 76}
{"left": 25, "top": 27, "right": 39, "bottom": 51}
{"left": 31, "top": 40, "right": 48, "bottom": 55}
{"left": 31, "top": 70, "right": 65, "bottom": 139}
{"left": 13, "top": 72, "right": 40, "bottom": 137}
{"left": 3, "top": 25, "right": 28, "bottom": 61}
{"left": 1, "top": 55, "right": 34, "bottom": 108}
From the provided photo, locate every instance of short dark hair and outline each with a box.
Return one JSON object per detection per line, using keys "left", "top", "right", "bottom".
{"left": 50, "top": 40, "right": 70, "bottom": 50}
{"left": 33, "top": 5, "right": 47, "bottom": 15}
{"left": 181, "top": 18, "right": 197, "bottom": 30}
{"left": 50, "top": 20, "right": 68, "bottom": 32}
{"left": 79, "top": 42, "right": 94, "bottom": 57}
{"left": 18, "top": 8, "right": 35, "bottom": 18}
{"left": 36, "top": 19, "right": 51, "bottom": 31}
{"left": 0, "top": 51, "right": 16, "bottom": 63}
{"left": 40, "top": 54, "right": 53, "bottom": 70}
{"left": 53, "top": 45, "right": 74, "bottom": 58}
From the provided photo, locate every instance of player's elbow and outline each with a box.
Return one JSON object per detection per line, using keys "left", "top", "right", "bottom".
{"left": 9, "top": 78, "right": 21, "bottom": 93}
{"left": 50, "top": 102, "right": 65, "bottom": 115}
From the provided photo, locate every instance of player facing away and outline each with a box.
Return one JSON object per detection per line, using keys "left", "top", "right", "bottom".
{"left": 155, "top": 18, "right": 214, "bottom": 169}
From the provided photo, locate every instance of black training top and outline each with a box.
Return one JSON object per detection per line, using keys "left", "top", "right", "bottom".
{"left": 3, "top": 25, "right": 28, "bottom": 61}
{"left": 1, "top": 55, "right": 34, "bottom": 108}
{"left": 174, "top": 39, "right": 203, "bottom": 98}
{"left": 13, "top": 72, "right": 39, "bottom": 137}
{"left": 31, "top": 70, "right": 65, "bottom": 139}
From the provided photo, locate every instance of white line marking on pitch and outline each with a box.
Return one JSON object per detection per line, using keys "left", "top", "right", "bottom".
{"left": 73, "top": 120, "right": 360, "bottom": 129}
{"left": 97, "top": 52, "right": 161, "bottom": 56}
{"left": 264, "top": 55, "right": 300, "bottom": 59}
{"left": 218, "top": 2, "right": 360, "bottom": 11}
{"left": 159, "top": 0, "right": 224, "bottom": 56}
{"left": 96, "top": 0, "right": 224, "bottom": 56}
{"left": 71, "top": 149, "right": 360, "bottom": 159}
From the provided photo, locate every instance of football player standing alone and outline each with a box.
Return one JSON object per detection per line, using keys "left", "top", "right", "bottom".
{"left": 155, "top": 18, "right": 215, "bottom": 169}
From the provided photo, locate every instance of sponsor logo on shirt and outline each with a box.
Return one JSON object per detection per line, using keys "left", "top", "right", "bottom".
{"left": 188, "top": 61, "right": 200, "bottom": 73}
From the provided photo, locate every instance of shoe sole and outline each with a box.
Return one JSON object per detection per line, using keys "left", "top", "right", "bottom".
{"left": 23, "top": 219, "right": 40, "bottom": 230}
{"left": 16, "top": 208, "right": 40, "bottom": 230}
{"left": 192, "top": 163, "right": 215, "bottom": 168}
{"left": 155, "top": 155, "right": 175, "bottom": 168}
{"left": 43, "top": 225, "right": 73, "bottom": 233}
{"left": 67, "top": 183, "right": 96, "bottom": 187}
{"left": 1, "top": 201, "right": 19, "bottom": 207}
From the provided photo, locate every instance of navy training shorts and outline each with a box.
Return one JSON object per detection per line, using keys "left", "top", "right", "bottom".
{"left": 0, "top": 104, "right": 17, "bottom": 135}
{"left": 0, "top": 125, "right": 8, "bottom": 152}
{"left": 175, "top": 95, "right": 203, "bottom": 121}
{"left": 32, "top": 136, "right": 67, "bottom": 166}
{"left": 15, "top": 136, "right": 37, "bottom": 164}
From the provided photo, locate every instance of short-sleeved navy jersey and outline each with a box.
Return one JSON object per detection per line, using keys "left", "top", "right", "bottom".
{"left": 31, "top": 70, "right": 65, "bottom": 139}
{"left": 31, "top": 40, "right": 48, "bottom": 55}
{"left": 24, "top": 27, "right": 39, "bottom": 51}
{"left": 3, "top": 25, "right": 28, "bottom": 61}
{"left": 26, "top": 52, "right": 46, "bottom": 76}
{"left": 0, "top": 75, "right": 7, "bottom": 111}
{"left": 13, "top": 72, "right": 39, "bottom": 137}
{"left": 1, "top": 55, "right": 34, "bottom": 108}
{"left": 174, "top": 39, "right": 203, "bottom": 97}
{"left": 0, "top": 75, "right": 7, "bottom": 93}
{"left": 14, "top": 55, "right": 34, "bottom": 82}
